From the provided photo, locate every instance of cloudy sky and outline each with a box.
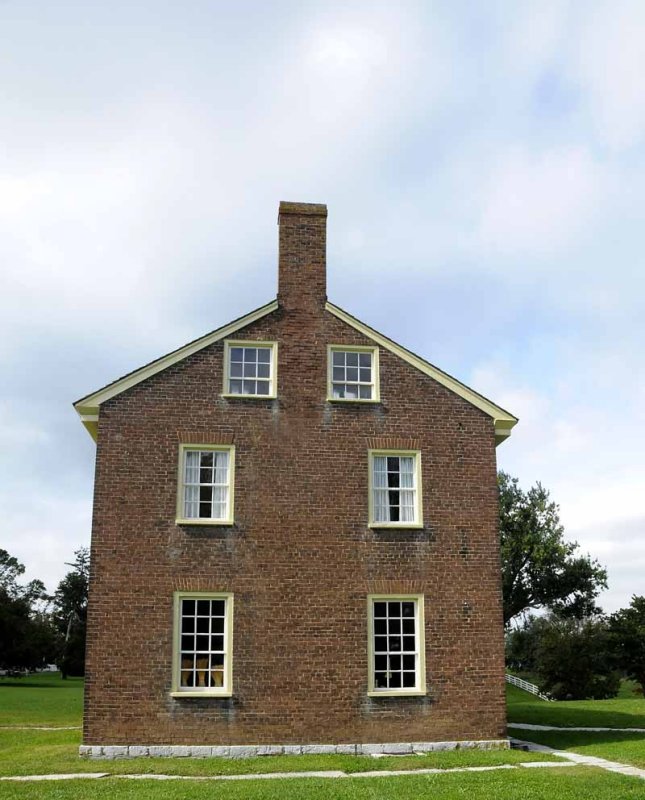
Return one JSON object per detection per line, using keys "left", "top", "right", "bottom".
{"left": 1, "top": 1, "right": 644, "bottom": 612}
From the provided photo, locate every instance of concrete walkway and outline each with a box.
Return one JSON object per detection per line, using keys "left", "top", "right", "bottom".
{"left": 510, "top": 738, "right": 645, "bottom": 781}
{"left": 0, "top": 726, "right": 81, "bottom": 731}
{"left": 509, "top": 722, "right": 645, "bottom": 733}
{"left": 0, "top": 762, "right": 577, "bottom": 783}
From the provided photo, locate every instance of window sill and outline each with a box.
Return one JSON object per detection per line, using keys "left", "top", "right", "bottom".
{"left": 221, "top": 393, "right": 277, "bottom": 400}
{"left": 327, "top": 397, "right": 380, "bottom": 404}
{"left": 171, "top": 691, "right": 232, "bottom": 698}
{"left": 368, "top": 522, "right": 424, "bottom": 530}
{"left": 368, "top": 690, "right": 426, "bottom": 698}
{"left": 175, "top": 519, "right": 234, "bottom": 527}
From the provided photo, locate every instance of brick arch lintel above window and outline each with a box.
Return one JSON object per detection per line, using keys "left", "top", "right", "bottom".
{"left": 176, "top": 431, "right": 235, "bottom": 445}
{"left": 366, "top": 437, "right": 420, "bottom": 451}
{"left": 367, "top": 580, "right": 426, "bottom": 595}
{"left": 171, "top": 577, "right": 232, "bottom": 592}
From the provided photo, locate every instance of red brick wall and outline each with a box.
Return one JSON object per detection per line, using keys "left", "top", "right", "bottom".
{"left": 83, "top": 206, "right": 506, "bottom": 746}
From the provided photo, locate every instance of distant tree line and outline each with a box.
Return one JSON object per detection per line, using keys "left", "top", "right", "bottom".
{"left": 0, "top": 547, "right": 88, "bottom": 677}
{"left": 500, "top": 471, "right": 645, "bottom": 700}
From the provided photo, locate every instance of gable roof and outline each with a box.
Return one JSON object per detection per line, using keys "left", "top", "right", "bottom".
{"left": 73, "top": 299, "right": 278, "bottom": 439}
{"left": 326, "top": 302, "right": 517, "bottom": 445}
{"left": 74, "top": 297, "right": 517, "bottom": 445}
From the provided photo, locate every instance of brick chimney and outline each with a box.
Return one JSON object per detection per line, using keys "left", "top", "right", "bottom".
{"left": 277, "top": 201, "right": 327, "bottom": 312}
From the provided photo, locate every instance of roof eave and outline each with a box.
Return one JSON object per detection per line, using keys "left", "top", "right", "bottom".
{"left": 326, "top": 301, "right": 518, "bottom": 446}
{"left": 73, "top": 299, "right": 279, "bottom": 440}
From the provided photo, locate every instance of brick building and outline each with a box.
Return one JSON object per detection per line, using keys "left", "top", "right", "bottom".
{"left": 74, "top": 201, "right": 517, "bottom": 758}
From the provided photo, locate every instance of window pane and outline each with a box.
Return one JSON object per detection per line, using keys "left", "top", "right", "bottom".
{"left": 230, "top": 362, "right": 243, "bottom": 377}
{"left": 230, "top": 348, "right": 243, "bottom": 362}
{"left": 375, "top": 654, "right": 387, "bottom": 671}
{"left": 403, "top": 672, "right": 416, "bottom": 688}
{"left": 403, "top": 618, "right": 415, "bottom": 634}
{"left": 196, "top": 617, "right": 209, "bottom": 633}
{"left": 229, "top": 380, "right": 243, "bottom": 394}
{"left": 257, "top": 348, "right": 271, "bottom": 363}
{"left": 181, "top": 635, "right": 193, "bottom": 651}
{"left": 257, "top": 362, "right": 270, "bottom": 378}
{"left": 403, "top": 655, "right": 415, "bottom": 670}
{"left": 196, "top": 634, "right": 209, "bottom": 651}
{"left": 374, "top": 602, "right": 387, "bottom": 617}
{"left": 346, "top": 352, "right": 359, "bottom": 366}
{"left": 359, "top": 367, "right": 371, "bottom": 382}
{"left": 211, "top": 635, "right": 224, "bottom": 651}
{"left": 359, "top": 352, "right": 371, "bottom": 367}
{"left": 345, "top": 385, "right": 358, "bottom": 399}
{"left": 244, "top": 348, "right": 257, "bottom": 361}
{"left": 389, "top": 654, "right": 401, "bottom": 671}
{"left": 256, "top": 381, "right": 270, "bottom": 395}
{"left": 389, "top": 618, "right": 401, "bottom": 634}
{"left": 375, "top": 672, "right": 387, "bottom": 688}
{"left": 332, "top": 367, "right": 344, "bottom": 381}
{"left": 359, "top": 385, "right": 372, "bottom": 399}
{"left": 196, "top": 600, "right": 210, "bottom": 616}
{"left": 388, "top": 602, "right": 401, "bottom": 617}
{"left": 374, "top": 619, "right": 386, "bottom": 635}
{"left": 389, "top": 636, "right": 402, "bottom": 651}
{"left": 332, "top": 351, "right": 345, "bottom": 366}
{"left": 403, "top": 636, "right": 415, "bottom": 651}
{"left": 243, "top": 362, "right": 257, "bottom": 377}
{"left": 389, "top": 672, "right": 402, "bottom": 688}
{"left": 374, "top": 636, "right": 388, "bottom": 652}
{"left": 182, "top": 600, "right": 195, "bottom": 615}
{"left": 402, "top": 602, "right": 415, "bottom": 617}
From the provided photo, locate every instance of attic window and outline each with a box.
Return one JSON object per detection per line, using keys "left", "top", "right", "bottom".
{"left": 224, "top": 341, "right": 277, "bottom": 398}
{"left": 328, "top": 345, "right": 379, "bottom": 402}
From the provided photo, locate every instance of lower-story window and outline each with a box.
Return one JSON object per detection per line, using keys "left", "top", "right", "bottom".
{"left": 171, "top": 592, "right": 233, "bottom": 697}
{"left": 368, "top": 594, "right": 425, "bottom": 696}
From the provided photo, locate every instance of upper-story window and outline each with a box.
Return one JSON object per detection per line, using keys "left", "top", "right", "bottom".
{"left": 368, "top": 450, "right": 422, "bottom": 528}
{"left": 223, "top": 341, "right": 277, "bottom": 398}
{"left": 176, "top": 444, "right": 235, "bottom": 525}
{"left": 328, "top": 345, "right": 379, "bottom": 402}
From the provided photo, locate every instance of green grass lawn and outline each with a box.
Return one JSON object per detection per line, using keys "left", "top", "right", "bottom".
{"left": 507, "top": 679, "right": 645, "bottom": 770}
{"left": 0, "top": 673, "right": 83, "bottom": 726}
{"left": 0, "top": 728, "right": 558, "bottom": 778}
{"left": 506, "top": 683, "right": 645, "bottom": 728}
{"left": 1, "top": 672, "right": 644, "bottom": 798}
{"left": 1, "top": 767, "right": 643, "bottom": 800}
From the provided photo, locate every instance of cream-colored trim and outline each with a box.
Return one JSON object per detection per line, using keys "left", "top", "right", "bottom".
{"left": 175, "top": 444, "right": 236, "bottom": 526}
{"left": 222, "top": 340, "right": 278, "bottom": 399}
{"left": 368, "top": 449, "right": 423, "bottom": 529}
{"left": 73, "top": 299, "right": 278, "bottom": 439}
{"left": 326, "top": 302, "right": 518, "bottom": 445}
{"left": 367, "top": 594, "right": 426, "bottom": 697}
{"left": 326, "top": 344, "right": 380, "bottom": 403}
{"left": 171, "top": 591, "right": 234, "bottom": 697}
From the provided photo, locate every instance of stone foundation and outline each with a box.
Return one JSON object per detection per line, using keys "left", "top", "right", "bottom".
{"left": 80, "top": 739, "right": 509, "bottom": 759}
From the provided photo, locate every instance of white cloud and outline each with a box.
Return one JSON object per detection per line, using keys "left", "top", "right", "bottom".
{"left": 475, "top": 147, "right": 606, "bottom": 258}
{"left": 571, "top": 1, "right": 645, "bottom": 150}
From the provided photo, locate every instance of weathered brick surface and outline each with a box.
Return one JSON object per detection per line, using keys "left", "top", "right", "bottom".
{"left": 83, "top": 203, "right": 507, "bottom": 747}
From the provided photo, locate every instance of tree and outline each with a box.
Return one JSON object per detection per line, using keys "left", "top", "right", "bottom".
{"left": 499, "top": 472, "right": 607, "bottom": 625}
{"left": 534, "top": 615, "right": 620, "bottom": 700}
{"left": 608, "top": 596, "right": 645, "bottom": 694}
{"left": 52, "top": 548, "right": 89, "bottom": 678}
{"left": 0, "top": 549, "right": 57, "bottom": 672}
